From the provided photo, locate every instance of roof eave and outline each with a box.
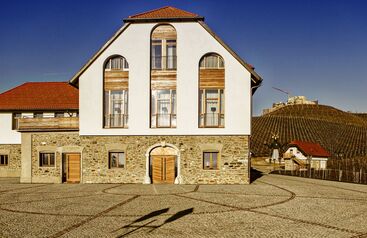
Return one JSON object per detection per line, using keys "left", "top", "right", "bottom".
{"left": 198, "top": 20, "right": 263, "bottom": 88}
{"left": 69, "top": 23, "right": 131, "bottom": 86}
{"left": 123, "top": 16, "right": 204, "bottom": 23}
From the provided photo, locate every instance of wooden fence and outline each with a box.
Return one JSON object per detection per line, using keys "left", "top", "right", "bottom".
{"left": 272, "top": 156, "right": 367, "bottom": 184}
{"left": 274, "top": 169, "right": 367, "bottom": 184}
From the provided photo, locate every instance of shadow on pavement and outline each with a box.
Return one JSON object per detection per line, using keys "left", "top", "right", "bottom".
{"left": 250, "top": 168, "right": 265, "bottom": 183}
{"left": 116, "top": 208, "right": 194, "bottom": 237}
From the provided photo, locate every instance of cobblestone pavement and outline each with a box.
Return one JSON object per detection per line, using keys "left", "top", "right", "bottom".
{"left": 0, "top": 174, "right": 367, "bottom": 238}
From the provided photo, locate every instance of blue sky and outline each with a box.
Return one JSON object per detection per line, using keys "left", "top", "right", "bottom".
{"left": 0, "top": 0, "right": 366, "bottom": 115}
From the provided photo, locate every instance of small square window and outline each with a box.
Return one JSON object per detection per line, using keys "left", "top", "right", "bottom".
{"left": 39, "top": 153, "right": 55, "bottom": 167}
{"left": 0, "top": 155, "right": 8, "bottom": 166}
{"left": 34, "top": 112, "right": 43, "bottom": 118}
{"left": 109, "top": 152, "right": 125, "bottom": 169}
{"left": 55, "top": 112, "right": 64, "bottom": 118}
{"left": 203, "top": 152, "right": 219, "bottom": 170}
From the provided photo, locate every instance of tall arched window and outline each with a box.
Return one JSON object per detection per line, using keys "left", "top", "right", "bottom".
{"left": 103, "top": 55, "right": 129, "bottom": 128}
{"left": 150, "top": 24, "right": 177, "bottom": 128}
{"left": 199, "top": 53, "right": 225, "bottom": 128}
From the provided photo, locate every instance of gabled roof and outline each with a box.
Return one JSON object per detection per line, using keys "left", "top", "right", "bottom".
{"left": 124, "top": 6, "right": 204, "bottom": 22}
{"left": 69, "top": 6, "right": 262, "bottom": 92}
{"left": 288, "top": 140, "right": 331, "bottom": 158}
{"left": 0, "top": 82, "right": 79, "bottom": 111}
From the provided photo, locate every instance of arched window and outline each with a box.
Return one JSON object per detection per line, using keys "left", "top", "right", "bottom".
{"left": 150, "top": 25, "right": 177, "bottom": 128}
{"left": 199, "top": 53, "right": 225, "bottom": 128}
{"left": 103, "top": 55, "right": 129, "bottom": 128}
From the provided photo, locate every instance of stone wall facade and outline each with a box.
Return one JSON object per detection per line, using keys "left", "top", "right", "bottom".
{"left": 28, "top": 132, "right": 250, "bottom": 184}
{"left": 0, "top": 144, "right": 21, "bottom": 177}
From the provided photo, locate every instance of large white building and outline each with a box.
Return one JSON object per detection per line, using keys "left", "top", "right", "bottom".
{"left": 0, "top": 6, "right": 262, "bottom": 184}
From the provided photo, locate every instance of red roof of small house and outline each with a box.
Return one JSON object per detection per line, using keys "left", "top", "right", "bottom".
{"left": 288, "top": 140, "right": 331, "bottom": 158}
{"left": 0, "top": 82, "right": 79, "bottom": 111}
{"left": 127, "top": 6, "right": 201, "bottom": 20}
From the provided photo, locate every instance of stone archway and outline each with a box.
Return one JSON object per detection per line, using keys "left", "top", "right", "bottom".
{"left": 143, "top": 142, "right": 182, "bottom": 184}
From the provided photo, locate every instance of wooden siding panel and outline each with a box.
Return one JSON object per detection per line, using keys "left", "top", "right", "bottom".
{"left": 104, "top": 71, "right": 129, "bottom": 90}
{"left": 17, "top": 117, "right": 79, "bottom": 131}
{"left": 151, "top": 70, "right": 177, "bottom": 90}
{"left": 199, "top": 69, "right": 225, "bottom": 89}
{"left": 152, "top": 25, "right": 177, "bottom": 39}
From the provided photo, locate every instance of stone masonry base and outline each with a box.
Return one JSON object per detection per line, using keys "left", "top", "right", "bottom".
{"left": 24, "top": 132, "right": 250, "bottom": 184}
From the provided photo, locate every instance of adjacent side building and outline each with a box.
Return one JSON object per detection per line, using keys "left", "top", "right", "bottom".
{"left": 0, "top": 82, "right": 78, "bottom": 180}
{"left": 283, "top": 140, "right": 331, "bottom": 170}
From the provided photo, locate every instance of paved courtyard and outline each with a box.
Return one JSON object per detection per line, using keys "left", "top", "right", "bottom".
{"left": 0, "top": 174, "right": 367, "bottom": 238}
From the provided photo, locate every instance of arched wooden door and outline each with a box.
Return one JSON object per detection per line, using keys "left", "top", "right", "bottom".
{"left": 150, "top": 146, "right": 177, "bottom": 184}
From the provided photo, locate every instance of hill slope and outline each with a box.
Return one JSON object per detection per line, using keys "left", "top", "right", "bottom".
{"left": 252, "top": 105, "right": 367, "bottom": 158}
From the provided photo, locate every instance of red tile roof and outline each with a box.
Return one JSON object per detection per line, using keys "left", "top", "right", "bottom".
{"left": 128, "top": 6, "right": 200, "bottom": 19}
{"left": 0, "top": 82, "right": 79, "bottom": 111}
{"left": 289, "top": 140, "right": 331, "bottom": 158}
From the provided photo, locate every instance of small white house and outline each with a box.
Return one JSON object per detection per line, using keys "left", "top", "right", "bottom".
{"left": 283, "top": 140, "right": 330, "bottom": 170}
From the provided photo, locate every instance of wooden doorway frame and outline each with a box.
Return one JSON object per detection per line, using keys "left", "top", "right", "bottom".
{"left": 143, "top": 142, "right": 182, "bottom": 184}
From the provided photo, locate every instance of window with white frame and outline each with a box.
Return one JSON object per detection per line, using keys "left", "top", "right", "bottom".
{"left": 199, "top": 54, "right": 224, "bottom": 69}
{"left": 105, "top": 57, "right": 129, "bottom": 71}
{"left": 199, "top": 89, "right": 224, "bottom": 127}
{"left": 104, "top": 90, "right": 128, "bottom": 128}
{"left": 151, "top": 25, "right": 177, "bottom": 70}
{"left": 104, "top": 55, "right": 129, "bottom": 128}
{"left": 151, "top": 89, "right": 176, "bottom": 128}
{"left": 199, "top": 53, "right": 225, "bottom": 127}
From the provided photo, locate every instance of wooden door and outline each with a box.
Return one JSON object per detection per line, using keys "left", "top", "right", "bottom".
{"left": 67, "top": 154, "right": 81, "bottom": 183}
{"left": 152, "top": 156, "right": 175, "bottom": 184}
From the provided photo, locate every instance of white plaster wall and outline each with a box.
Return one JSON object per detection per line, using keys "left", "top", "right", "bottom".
{"left": 79, "top": 22, "right": 252, "bottom": 136}
{"left": 286, "top": 147, "right": 307, "bottom": 160}
{"left": 0, "top": 113, "right": 21, "bottom": 144}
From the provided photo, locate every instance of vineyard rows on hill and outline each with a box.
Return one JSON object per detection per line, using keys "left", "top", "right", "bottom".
{"left": 252, "top": 116, "right": 367, "bottom": 158}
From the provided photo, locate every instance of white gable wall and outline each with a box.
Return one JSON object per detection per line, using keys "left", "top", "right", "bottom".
{"left": 79, "top": 22, "right": 251, "bottom": 135}
{"left": 0, "top": 113, "right": 21, "bottom": 144}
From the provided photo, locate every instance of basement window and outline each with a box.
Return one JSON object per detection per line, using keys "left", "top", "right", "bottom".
{"left": 0, "top": 155, "right": 8, "bottom": 166}
{"left": 39, "top": 152, "right": 55, "bottom": 167}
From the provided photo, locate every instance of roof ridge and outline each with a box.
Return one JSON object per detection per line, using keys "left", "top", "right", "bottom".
{"left": 129, "top": 6, "right": 173, "bottom": 18}
{"left": 128, "top": 6, "right": 198, "bottom": 19}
